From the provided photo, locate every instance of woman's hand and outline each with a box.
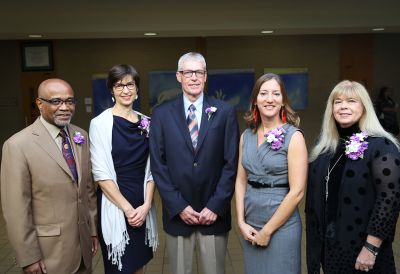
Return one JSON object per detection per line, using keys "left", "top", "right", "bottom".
{"left": 124, "top": 206, "right": 136, "bottom": 219}
{"left": 355, "top": 247, "right": 376, "bottom": 272}
{"left": 238, "top": 221, "right": 257, "bottom": 243}
{"left": 129, "top": 204, "right": 150, "bottom": 227}
{"left": 253, "top": 229, "right": 271, "bottom": 247}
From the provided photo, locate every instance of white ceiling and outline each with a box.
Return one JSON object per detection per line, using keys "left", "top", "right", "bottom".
{"left": 1, "top": 0, "right": 400, "bottom": 40}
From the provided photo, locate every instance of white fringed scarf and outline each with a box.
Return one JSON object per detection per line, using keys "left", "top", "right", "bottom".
{"left": 89, "top": 108, "right": 158, "bottom": 271}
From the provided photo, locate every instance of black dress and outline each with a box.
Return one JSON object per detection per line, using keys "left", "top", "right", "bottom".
{"left": 97, "top": 116, "right": 153, "bottom": 274}
{"left": 306, "top": 125, "right": 400, "bottom": 274}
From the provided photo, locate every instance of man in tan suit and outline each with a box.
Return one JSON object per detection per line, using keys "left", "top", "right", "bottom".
{"left": 1, "top": 79, "right": 98, "bottom": 274}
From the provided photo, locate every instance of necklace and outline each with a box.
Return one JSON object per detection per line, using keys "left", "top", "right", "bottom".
{"left": 325, "top": 154, "right": 343, "bottom": 202}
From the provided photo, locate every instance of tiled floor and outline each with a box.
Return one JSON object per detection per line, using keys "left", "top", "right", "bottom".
{"left": 0, "top": 191, "right": 399, "bottom": 273}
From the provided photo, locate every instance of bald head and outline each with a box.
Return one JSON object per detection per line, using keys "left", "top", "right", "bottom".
{"left": 36, "top": 78, "right": 76, "bottom": 128}
{"left": 38, "top": 78, "right": 74, "bottom": 98}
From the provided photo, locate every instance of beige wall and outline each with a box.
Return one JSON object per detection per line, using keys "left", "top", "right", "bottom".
{"left": 374, "top": 34, "right": 400, "bottom": 103}
{"left": 0, "top": 34, "right": 399, "bottom": 150}
{"left": 206, "top": 35, "right": 340, "bottom": 144}
{"left": 0, "top": 41, "right": 23, "bottom": 146}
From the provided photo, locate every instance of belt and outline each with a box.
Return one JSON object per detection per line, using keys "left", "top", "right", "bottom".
{"left": 248, "top": 180, "right": 289, "bottom": 189}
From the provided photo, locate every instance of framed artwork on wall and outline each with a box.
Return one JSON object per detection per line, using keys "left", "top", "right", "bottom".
{"left": 21, "top": 41, "right": 54, "bottom": 71}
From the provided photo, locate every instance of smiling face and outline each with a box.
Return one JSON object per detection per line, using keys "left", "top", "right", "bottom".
{"left": 36, "top": 79, "right": 75, "bottom": 128}
{"left": 333, "top": 95, "right": 364, "bottom": 128}
{"left": 113, "top": 75, "right": 137, "bottom": 107}
{"left": 176, "top": 59, "right": 207, "bottom": 102}
{"left": 256, "top": 79, "right": 283, "bottom": 121}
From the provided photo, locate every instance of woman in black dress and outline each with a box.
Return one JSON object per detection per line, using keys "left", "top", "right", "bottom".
{"left": 306, "top": 80, "right": 400, "bottom": 273}
{"left": 90, "top": 64, "right": 158, "bottom": 274}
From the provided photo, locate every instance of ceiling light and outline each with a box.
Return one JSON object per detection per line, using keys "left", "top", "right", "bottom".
{"left": 28, "top": 34, "right": 43, "bottom": 38}
{"left": 261, "top": 30, "right": 274, "bottom": 34}
{"left": 144, "top": 32, "right": 157, "bottom": 36}
{"left": 372, "top": 28, "right": 385, "bottom": 32}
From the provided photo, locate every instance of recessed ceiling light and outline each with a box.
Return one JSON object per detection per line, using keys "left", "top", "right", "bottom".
{"left": 372, "top": 28, "right": 385, "bottom": 32}
{"left": 28, "top": 34, "right": 43, "bottom": 38}
{"left": 261, "top": 30, "right": 274, "bottom": 34}
{"left": 144, "top": 32, "right": 157, "bottom": 36}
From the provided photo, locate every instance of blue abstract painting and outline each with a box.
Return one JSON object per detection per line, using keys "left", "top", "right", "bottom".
{"left": 263, "top": 68, "right": 308, "bottom": 110}
{"left": 148, "top": 71, "right": 181, "bottom": 110}
{"left": 207, "top": 69, "right": 255, "bottom": 111}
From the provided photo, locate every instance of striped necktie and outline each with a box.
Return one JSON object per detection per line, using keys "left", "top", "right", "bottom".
{"left": 59, "top": 129, "right": 78, "bottom": 183}
{"left": 187, "top": 104, "right": 199, "bottom": 149}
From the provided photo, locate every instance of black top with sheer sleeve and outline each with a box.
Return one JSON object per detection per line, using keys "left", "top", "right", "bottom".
{"left": 306, "top": 134, "right": 400, "bottom": 274}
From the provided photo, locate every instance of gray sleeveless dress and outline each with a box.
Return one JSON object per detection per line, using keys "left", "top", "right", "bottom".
{"left": 241, "top": 124, "right": 301, "bottom": 274}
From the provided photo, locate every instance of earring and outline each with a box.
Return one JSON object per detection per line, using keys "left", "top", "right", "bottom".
{"left": 281, "top": 106, "right": 287, "bottom": 123}
{"left": 252, "top": 106, "right": 258, "bottom": 125}
{"left": 111, "top": 92, "right": 115, "bottom": 103}
{"left": 135, "top": 95, "right": 138, "bottom": 100}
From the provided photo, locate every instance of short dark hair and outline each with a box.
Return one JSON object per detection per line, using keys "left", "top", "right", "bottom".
{"left": 107, "top": 64, "right": 140, "bottom": 90}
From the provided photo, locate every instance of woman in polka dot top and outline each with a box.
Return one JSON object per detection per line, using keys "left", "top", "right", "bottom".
{"left": 306, "top": 80, "right": 400, "bottom": 274}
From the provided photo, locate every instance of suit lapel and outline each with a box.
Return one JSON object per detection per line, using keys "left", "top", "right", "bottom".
{"left": 171, "top": 97, "right": 195, "bottom": 152}
{"left": 67, "top": 126, "right": 82, "bottom": 185}
{"left": 196, "top": 97, "right": 213, "bottom": 153}
{"left": 31, "top": 119, "right": 75, "bottom": 181}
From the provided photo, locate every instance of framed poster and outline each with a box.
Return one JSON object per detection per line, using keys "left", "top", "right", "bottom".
{"left": 21, "top": 41, "right": 54, "bottom": 71}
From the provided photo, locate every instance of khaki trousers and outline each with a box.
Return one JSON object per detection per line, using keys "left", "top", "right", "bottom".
{"left": 166, "top": 231, "right": 228, "bottom": 274}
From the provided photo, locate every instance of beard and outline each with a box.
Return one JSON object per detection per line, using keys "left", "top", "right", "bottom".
{"left": 53, "top": 113, "right": 73, "bottom": 127}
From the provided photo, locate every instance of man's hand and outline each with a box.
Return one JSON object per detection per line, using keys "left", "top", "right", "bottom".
{"left": 179, "top": 206, "right": 200, "bottom": 225}
{"left": 23, "top": 260, "right": 47, "bottom": 274}
{"left": 199, "top": 207, "right": 217, "bottom": 225}
{"left": 91, "top": 236, "right": 99, "bottom": 255}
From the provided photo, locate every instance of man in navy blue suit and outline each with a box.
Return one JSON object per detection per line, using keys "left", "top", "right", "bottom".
{"left": 150, "top": 52, "right": 239, "bottom": 274}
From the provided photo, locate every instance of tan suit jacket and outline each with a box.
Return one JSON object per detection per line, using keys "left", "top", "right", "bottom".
{"left": 1, "top": 118, "right": 97, "bottom": 274}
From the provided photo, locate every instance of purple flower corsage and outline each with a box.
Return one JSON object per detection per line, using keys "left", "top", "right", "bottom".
{"left": 138, "top": 116, "right": 150, "bottom": 137}
{"left": 205, "top": 106, "right": 217, "bottom": 120}
{"left": 264, "top": 127, "right": 285, "bottom": 150}
{"left": 345, "top": 131, "right": 368, "bottom": 160}
{"left": 73, "top": 131, "right": 85, "bottom": 145}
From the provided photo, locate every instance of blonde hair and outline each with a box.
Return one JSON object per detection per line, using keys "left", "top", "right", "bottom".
{"left": 310, "top": 80, "right": 399, "bottom": 162}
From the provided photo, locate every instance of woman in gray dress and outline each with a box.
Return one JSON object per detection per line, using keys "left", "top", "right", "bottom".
{"left": 235, "top": 73, "right": 308, "bottom": 274}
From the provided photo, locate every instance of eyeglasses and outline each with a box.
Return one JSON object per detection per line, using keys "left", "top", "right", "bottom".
{"left": 179, "top": 70, "right": 207, "bottom": 78}
{"left": 114, "top": 82, "right": 136, "bottom": 92}
{"left": 39, "top": 97, "right": 77, "bottom": 106}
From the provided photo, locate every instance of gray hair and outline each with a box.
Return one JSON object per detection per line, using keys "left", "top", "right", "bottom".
{"left": 309, "top": 80, "right": 400, "bottom": 162}
{"left": 177, "top": 52, "right": 207, "bottom": 71}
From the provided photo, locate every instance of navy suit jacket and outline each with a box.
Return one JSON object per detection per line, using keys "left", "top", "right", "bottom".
{"left": 150, "top": 95, "right": 239, "bottom": 236}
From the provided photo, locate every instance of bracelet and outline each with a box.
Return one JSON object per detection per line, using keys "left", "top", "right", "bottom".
{"left": 364, "top": 241, "right": 380, "bottom": 256}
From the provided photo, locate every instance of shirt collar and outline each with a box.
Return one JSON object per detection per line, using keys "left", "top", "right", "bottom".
{"left": 40, "top": 116, "right": 67, "bottom": 139}
{"left": 183, "top": 93, "right": 204, "bottom": 112}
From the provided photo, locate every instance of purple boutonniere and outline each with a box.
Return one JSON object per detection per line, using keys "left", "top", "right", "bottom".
{"left": 73, "top": 131, "right": 85, "bottom": 145}
{"left": 264, "top": 127, "right": 285, "bottom": 150}
{"left": 205, "top": 106, "right": 217, "bottom": 120}
{"left": 345, "top": 131, "right": 368, "bottom": 160}
{"left": 138, "top": 116, "right": 150, "bottom": 137}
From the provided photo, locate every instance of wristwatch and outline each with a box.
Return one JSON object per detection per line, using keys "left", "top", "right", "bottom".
{"left": 364, "top": 241, "right": 380, "bottom": 256}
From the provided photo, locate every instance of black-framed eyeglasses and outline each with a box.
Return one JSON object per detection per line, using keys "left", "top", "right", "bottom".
{"left": 39, "top": 97, "right": 77, "bottom": 106}
{"left": 114, "top": 82, "right": 136, "bottom": 92}
{"left": 179, "top": 70, "right": 207, "bottom": 78}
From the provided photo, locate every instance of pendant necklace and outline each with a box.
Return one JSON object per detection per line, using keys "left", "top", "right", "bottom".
{"left": 325, "top": 154, "right": 344, "bottom": 202}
